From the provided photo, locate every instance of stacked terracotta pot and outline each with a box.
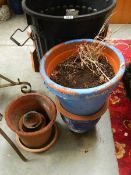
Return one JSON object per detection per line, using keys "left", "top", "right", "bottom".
{"left": 5, "top": 93, "right": 58, "bottom": 152}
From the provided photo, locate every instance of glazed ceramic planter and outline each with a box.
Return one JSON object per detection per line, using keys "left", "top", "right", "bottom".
{"left": 40, "top": 39, "right": 125, "bottom": 116}
{"left": 5, "top": 93, "right": 57, "bottom": 149}
{"left": 55, "top": 97, "right": 107, "bottom": 133}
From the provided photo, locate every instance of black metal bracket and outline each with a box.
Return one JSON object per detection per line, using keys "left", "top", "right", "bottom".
{"left": 0, "top": 113, "right": 28, "bottom": 162}
{"left": 10, "top": 25, "right": 31, "bottom": 46}
{"left": 0, "top": 74, "right": 32, "bottom": 94}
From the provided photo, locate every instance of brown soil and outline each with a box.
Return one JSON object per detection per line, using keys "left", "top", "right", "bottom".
{"left": 50, "top": 55, "right": 115, "bottom": 89}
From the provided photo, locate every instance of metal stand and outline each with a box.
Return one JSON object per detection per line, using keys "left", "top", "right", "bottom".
{"left": 0, "top": 74, "right": 32, "bottom": 93}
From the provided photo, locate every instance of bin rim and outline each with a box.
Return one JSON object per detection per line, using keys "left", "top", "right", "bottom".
{"left": 22, "top": 0, "right": 116, "bottom": 20}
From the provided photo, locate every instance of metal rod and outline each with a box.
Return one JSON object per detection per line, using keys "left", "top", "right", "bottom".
{"left": 0, "top": 74, "right": 16, "bottom": 84}
{"left": 0, "top": 128, "right": 28, "bottom": 162}
{"left": 0, "top": 113, "right": 3, "bottom": 121}
{"left": 10, "top": 25, "right": 31, "bottom": 47}
{"left": 0, "top": 74, "right": 32, "bottom": 94}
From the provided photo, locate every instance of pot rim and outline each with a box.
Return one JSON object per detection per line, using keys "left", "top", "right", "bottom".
{"left": 22, "top": 0, "right": 116, "bottom": 20}
{"left": 5, "top": 93, "right": 57, "bottom": 136}
{"left": 55, "top": 97, "right": 107, "bottom": 121}
{"left": 40, "top": 39, "right": 125, "bottom": 96}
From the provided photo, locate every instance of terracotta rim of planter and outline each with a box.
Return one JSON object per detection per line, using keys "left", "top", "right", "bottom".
{"left": 55, "top": 97, "right": 107, "bottom": 121}
{"left": 5, "top": 93, "right": 57, "bottom": 137}
{"left": 16, "top": 124, "right": 58, "bottom": 153}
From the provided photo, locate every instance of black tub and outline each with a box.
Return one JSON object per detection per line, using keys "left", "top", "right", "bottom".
{"left": 22, "top": 0, "right": 116, "bottom": 60}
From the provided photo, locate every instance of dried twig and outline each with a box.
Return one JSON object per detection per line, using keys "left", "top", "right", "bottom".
{"left": 77, "top": 15, "right": 115, "bottom": 82}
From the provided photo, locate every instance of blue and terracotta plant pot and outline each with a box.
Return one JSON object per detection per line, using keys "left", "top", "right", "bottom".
{"left": 40, "top": 39, "right": 125, "bottom": 116}
{"left": 55, "top": 97, "right": 107, "bottom": 133}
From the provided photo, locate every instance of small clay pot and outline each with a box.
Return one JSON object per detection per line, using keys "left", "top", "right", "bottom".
{"left": 16, "top": 124, "right": 58, "bottom": 153}
{"left": 55, "top": 97, "right": 107, "bottom": 133}
{"left": 19, "top": 111, "right": 46, "bottom": 132}
{"left": 5, "top": 93, "right": 57, "bottom": 149}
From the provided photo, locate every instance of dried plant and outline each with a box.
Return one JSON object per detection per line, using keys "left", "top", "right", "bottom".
{"left": 51, "top": 13, "right": 119, "bottom": 88}
{"left": 77, "top": 15, "right": 115, "bottom": 82}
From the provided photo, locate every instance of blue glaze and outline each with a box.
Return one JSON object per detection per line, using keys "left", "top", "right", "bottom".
{"left": 8, "top": 0, "right": 23, "bottom": 14}
{"left": 58, "top": 93, "right": 107, "bottom": 115}
{"left": 40, "top": 39, "right": 125, "bottom": 115}
{"left": 61, "top": 114, "right": 100, "bottom": 133}
{"left": 64, "top": 39, "right": 85, "bottom": 44}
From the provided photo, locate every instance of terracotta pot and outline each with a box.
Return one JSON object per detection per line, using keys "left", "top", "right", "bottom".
{"left": 55, "top": 97, "right": 107, "bottom": 133}
{"left": 40, "top": 39, "right": 125, "bottom": 116}
{"left": 5, "top": 93, "right": 57, "bottom": 149}
{"left": 19, "top": 111, "right": 46, "bottom": 132}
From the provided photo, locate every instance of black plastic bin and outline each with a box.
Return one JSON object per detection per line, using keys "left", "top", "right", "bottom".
{"left": 21, "top": 0, "right": 116, "bottom": 61}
